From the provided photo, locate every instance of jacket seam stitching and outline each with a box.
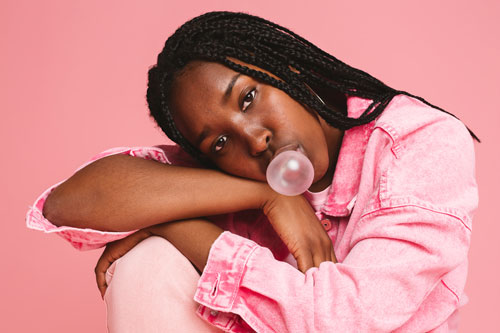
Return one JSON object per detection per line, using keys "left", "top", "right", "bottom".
{"left": 374, "top": 123, "right": 402, "bottom": 158}
{"left": 441, "top": 280, "right": 460, "bottom": 302}
{"left": 361, "top": 201, "right": 472, "bottom": 233}
{"left": 229, "top": 244, "right": 260, "bottom": 310}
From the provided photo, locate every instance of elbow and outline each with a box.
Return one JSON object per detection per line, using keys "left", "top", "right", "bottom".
{"left": 42, "top": 188, "right": 65, "bottom": 227}
{"left": 43, "top": 185, "right": 85, "bottom": 228}
{"left": 42, "top": 183, "right": 106, "bottom": 230}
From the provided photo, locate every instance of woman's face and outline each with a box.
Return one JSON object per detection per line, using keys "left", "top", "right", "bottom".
{"left": 169, "top": 59, "right": 342, "bottom": 188}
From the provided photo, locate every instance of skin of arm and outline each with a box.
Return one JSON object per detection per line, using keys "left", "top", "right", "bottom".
{"left": 95, "top": 217, "right": 337, "bottom": 297}
{"left": 43, "top": 154, "right": 274, "bottom": 231}
{"left": 45, "top": 153, "right": 336, "bottom": 285}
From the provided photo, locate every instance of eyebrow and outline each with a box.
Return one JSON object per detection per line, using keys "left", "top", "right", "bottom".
{"left": 222, "top": 73, "right": 242, "bottom": 104}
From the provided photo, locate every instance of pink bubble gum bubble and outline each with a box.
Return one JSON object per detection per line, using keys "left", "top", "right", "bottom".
{"left": 266, "top": 150, "right": 314, "bottom": 196}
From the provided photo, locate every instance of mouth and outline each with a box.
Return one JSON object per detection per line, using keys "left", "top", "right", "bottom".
{"left": 273, "top": 143, "right": 305, "bottom": 159}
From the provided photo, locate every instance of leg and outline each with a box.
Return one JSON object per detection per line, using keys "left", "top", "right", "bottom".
{"left": 104, "top": 236, "right": 222, "bottom": 332}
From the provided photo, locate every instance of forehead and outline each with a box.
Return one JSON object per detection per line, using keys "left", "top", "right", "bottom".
{"left": 168, "top": 61, "right": 237, "bottom": 141}
{"left": 170, "top": 58, "right": 282, "bottom": 108}
{"left": 171, "top": 61, "right": 235, "bottom": 109}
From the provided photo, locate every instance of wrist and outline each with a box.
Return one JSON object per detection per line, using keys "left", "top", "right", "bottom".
{"left": 145, "top": 222, "right": 170, "bottom": 239}
{"left": 253, "top": 180, "right": 278, "bottom": 210}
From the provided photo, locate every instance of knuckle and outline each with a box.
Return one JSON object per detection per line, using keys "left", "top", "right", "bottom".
{"left": 321, "top": 234, "right": 332, "bottom": 244}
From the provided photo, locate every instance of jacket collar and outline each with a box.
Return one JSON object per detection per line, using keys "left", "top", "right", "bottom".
{"left": 322, "top": 96, "right": 374, "bottom": 217}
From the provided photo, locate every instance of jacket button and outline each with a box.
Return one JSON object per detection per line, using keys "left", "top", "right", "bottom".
{"left": 321, "top": 219, "right": 332, "bottom": 231}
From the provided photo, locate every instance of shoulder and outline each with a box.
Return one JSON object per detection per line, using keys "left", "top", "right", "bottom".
{"left": 373, "top": 94, "right": 473, "bottom": 155}
{"left": 363, "top": 94, "right": 478, "bottom": 223}
{"left": 370, "top": 94, "right": 475, "bottom": 165}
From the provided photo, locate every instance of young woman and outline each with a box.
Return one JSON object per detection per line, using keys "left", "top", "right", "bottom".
{"left": 27, "top": 11, "right": 478, "bottom": 332}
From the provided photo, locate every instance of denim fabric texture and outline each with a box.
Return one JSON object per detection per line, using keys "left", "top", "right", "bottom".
{"left": 26, "top": 94, "right": 478, "bottom": 332}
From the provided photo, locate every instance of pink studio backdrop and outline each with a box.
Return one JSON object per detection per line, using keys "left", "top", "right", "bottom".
{"left": 2, "top": 0, "right": 498, "bottom": 331}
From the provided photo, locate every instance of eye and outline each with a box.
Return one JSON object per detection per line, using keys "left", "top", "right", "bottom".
{"left": 242, "top": 89, "right": 256, "bottom": 112}
{"left": 212, "top": 135, "right": 228, "bottom": 153}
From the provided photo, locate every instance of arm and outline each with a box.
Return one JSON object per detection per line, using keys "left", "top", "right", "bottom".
{"left": 94, "top": 219, "right": 224, "bottom": 298}
{"left": 43, "top": 153, "right": 272, "bottom": 232}
{"left": 94, "top": 192, "right": 339, "bottom": 295}
{"left": 34, "top": 145, "right": 335, "bottom": 270}
{"left": 195, "top": 209, "right": 471, "bottom": 332}
{"left": 96, "top": 202, "right": 471, "bottom": 331}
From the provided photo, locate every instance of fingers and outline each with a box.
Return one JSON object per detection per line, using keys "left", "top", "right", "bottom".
{"left": 95, "top": 249, "right": 113, "bottom": 299}
{"left": 331, "top": 248, "right": 338, "bottom": 264}
{"left": 312, "top": 249, "right": 331, "bottom": 270}
{"left": 296, "top": 252, "right": 314, "bottom": 273}
{"left": 93, "top": 229, "right": 152, "bottom": 299}
{"left": 298, "top": 250, "right": 335, "bottom": 273}
{"left": 299, "top": 242, "right": 337, "bottom": 273}
{"left": 295, "top": 232, "right": 337, "bottom": 273}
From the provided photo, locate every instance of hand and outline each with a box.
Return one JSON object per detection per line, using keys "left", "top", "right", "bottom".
{"left": 263, "top": 193, "right": 337, "bottom": 273}
{"left": 94, "top": 229, "right": 152, "bottom": 298}
{"left": 95, "top": 219, "right": 223, "bottom": 298}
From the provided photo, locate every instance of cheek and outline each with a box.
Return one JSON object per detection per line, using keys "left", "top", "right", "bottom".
{"left": 304, "top": 131, "right": 331, "bottom": 181}
{"left": 312, "top": 149, "right": 330, "bottom": 181}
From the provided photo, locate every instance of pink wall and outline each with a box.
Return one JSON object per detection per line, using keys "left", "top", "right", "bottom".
{"left": 2, "top": 0, "right": 498, "bottom": 331}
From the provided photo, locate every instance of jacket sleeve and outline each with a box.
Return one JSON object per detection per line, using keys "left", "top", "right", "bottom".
{"left": 25, "top": 144, "right": 197, "bottom": 250}
{"left": 195, "top": 206, "right": 471, "bottom": 332}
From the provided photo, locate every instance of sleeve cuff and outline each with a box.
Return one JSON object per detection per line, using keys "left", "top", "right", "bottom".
{"left": 25, "top": 146, "right": 178, "bottom": 250}
{"left": 194, "top": 231, "right": 259, "bottom": 311}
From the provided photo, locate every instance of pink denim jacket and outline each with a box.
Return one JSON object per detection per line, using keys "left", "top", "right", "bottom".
{"left": 26, "top": 94, "right": 478, "bottom": 332}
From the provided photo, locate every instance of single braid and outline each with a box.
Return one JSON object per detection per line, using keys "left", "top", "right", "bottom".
{"left": 146, "top": 11, "right": 479, "bottom": 163}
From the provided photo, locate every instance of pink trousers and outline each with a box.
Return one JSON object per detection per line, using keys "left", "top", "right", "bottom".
{"left": 104, "top": 236, "right": 223, "bottom": 332}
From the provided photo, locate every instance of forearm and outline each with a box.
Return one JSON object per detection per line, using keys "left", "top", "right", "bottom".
{"left": 43, "top": 154, "right": 272, "bottom": 232}
{"left": 147, "top": 219, "right": 223, "bottom": 272}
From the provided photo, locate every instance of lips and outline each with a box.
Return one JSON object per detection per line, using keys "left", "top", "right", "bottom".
{"left": 273, "top": 143, "right": 304, "bottom": 160}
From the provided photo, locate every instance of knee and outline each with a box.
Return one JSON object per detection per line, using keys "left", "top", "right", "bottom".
{"left": 117, "top": 236, "right": 179, "bottom": 268}
{"left": 106, "top": 236, "right": 179, "bottom": 280}
{"left": 105, "top": 236, "right": 199, "bottom": 293}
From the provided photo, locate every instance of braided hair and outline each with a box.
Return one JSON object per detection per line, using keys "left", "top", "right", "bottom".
{"left": 147, "top": 11, "right": 479, "bottom": 162}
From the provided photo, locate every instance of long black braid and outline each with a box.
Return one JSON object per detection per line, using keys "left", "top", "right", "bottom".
{"left": 147, "top": 11, "right": 479, "bottom": 162}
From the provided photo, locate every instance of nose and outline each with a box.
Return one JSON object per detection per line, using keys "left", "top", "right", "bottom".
{"left": 244, "top": 127, "right": 272, "bottom": 157}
